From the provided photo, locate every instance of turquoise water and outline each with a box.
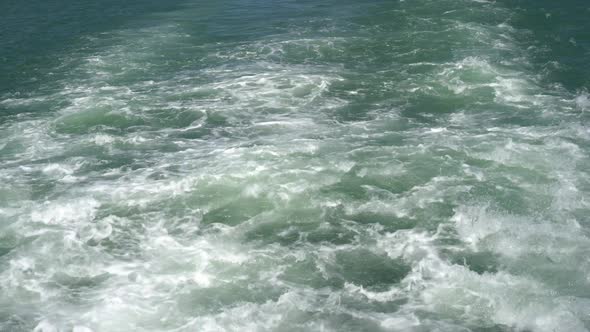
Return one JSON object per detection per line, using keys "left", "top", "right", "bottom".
{"left": 1, "top": 0, "right": 590, "bottom": 331}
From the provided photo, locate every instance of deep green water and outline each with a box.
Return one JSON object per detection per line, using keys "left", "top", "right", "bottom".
{"left": 1, "top": 1, "right": 590, "bottom": 331}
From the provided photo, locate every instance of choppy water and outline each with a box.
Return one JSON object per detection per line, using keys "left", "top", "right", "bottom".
{"left": 1, "top": 0, "right": 590, "bottom": 331}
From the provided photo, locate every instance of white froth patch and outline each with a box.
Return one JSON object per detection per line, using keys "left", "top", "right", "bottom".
{"left": 380, "top": 315, "right": 420, "bottom": 330}
{"left": 452, "top": 204, "right": 504, "bottom": 249}
{"left": 452, "top": 204, "right": 590, "bottom": 262}
{"left": 72, "top": 326, "right": 93, "bottom": 332}
{"left": 492, "top": 77, "right": 536, "bottom": 106}
{"left": 180, "top": 289, "right": 333, "bottom": 332}
{"left": 77, "top": 216, "right": 115, "bottom": 244}
{"left": 241, "top": 183, "right": 264, "bottom": 198}
{"left": 428, "top": 127, "right": 447, "bottom": 133}
{"left": 42, "top": 163, "right": 74, "bottom": 176}
{"left": 30, "top": 199, "right": 100, "bottom": 225}
{"left": 192, "top": 271, "right": 212, "bottom": 287}
{"left": 4, "top": 256, "right": 45, "bottom": 297}
{"left": 575, "top": 92, "right": 590, "bottom": 110}
{"left": 40, "top": 163, "right": 85, "bottom": 183}
{"left": 9, "top": 257, "right": 36, "bottom": 275}
{"left": 92, "top": 133, "right": 115, "bottom": 146}
{"left": 378, "top": 228, "right": 589, "bottom": 332}
{"left": 33, "top": 320, "right": 58, "bottom": 332}
{"left": 349, "top": 176, "right": 467, "bottom": 220}
{"left": 416, "top": 263, "right": 588, "bottom": 332}
{"left": 344, "top": 282, "right": 403, "bottom": 303}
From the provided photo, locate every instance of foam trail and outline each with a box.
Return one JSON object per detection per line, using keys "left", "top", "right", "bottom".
{"left": 1, "top": 0, "right": 590, "bottom": 331}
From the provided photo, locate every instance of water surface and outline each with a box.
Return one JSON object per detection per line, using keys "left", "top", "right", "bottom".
{"left": 1, "top": 0, "right": 590, "bottom": 331}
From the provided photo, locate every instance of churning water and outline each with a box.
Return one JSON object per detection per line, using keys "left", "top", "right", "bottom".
{"left": 1, "top": 0, "right": 590, "bottom": 331}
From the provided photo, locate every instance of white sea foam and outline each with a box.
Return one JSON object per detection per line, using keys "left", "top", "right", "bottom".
{"left": 30, "top": 199, "right": 100, "bottom": 226}
{"left": 2, "top": 0, "right": 590, "bottom": 331}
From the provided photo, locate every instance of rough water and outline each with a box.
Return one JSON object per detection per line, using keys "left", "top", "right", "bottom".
{"left": 1, "top": 0, "right": 590, "bottom": 331}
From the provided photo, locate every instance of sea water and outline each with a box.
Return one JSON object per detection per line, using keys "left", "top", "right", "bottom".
{"left": 1, "top": 0, "right": 589, "bottom": 331}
